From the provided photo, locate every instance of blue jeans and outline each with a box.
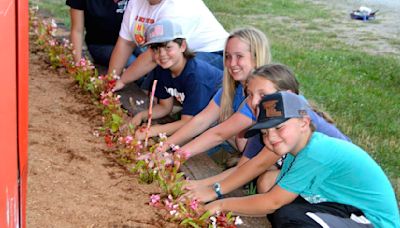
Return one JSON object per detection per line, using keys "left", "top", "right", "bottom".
{"left": 87, "top": 44, "right": 139, "bottom": 67}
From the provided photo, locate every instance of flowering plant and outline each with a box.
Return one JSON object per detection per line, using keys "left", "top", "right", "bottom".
{"left": 99, "top": 91, "right": 127, "bottom": 147}
{"left": 73, "top": 58, "right": 98, "bottom": 89}
{"left": 47, "top": 37, "right": 74, "bottom": 70}
{"left": 149, "top": 194, "right": 242, "bottom": 228}
{"left": 208, "top": 212, "right": 242, "bottom": 228}
{"left": 29, "top": 10, "right": 244, "bottom": 227}
{"left": 157, "top": 147, "right": 190, "bottom": 198}
{"left": 149, "top": 194, "right": 211, "bottom": 227}
{"left": 131, "top": 142, "right": 161, "bottom": 184}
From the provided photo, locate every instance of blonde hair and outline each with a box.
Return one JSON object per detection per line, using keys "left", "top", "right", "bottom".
{"left": 219, "top": 27, "right": 271, "bottom": 122}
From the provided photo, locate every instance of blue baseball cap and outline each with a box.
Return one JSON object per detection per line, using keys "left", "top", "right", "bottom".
{"left": 144, "top": 19, "right": 185, "bottom": 46}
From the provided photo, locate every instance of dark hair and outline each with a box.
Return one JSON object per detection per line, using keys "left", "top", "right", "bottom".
{"left": 248, "top": 63, "right": 335, "bottom": 123}
{"left": 248, "top": 63, "right": 300, "bottom": 94}
{"left": 149, "top": 38, "right": 195, "bottom": 59}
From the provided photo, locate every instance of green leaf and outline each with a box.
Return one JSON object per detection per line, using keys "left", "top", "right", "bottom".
{"left": 187, "top": 221, "right": 200, "bottom": 228}
{"left": 180, "top": 218, "right": 192, "bottom": 225}
{"left": 226, "top": 211, "right": 232, "bottom": 219}
{"left": 199, "top": 210, "right": 211, "bottom": 221}
{"left": 111, "top": 113, "right": 122, "bottom": 122}
{"left": 111, "top": 123, "right": 119, "bottom": 133}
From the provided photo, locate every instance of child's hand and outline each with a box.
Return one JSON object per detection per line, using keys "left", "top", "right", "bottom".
{"left": 134, "top": 126, "right": 147, "bottom": 141}
{"left": 204, "top": 200, "right": 222, "bottom": 215}
{"left": 184, "top": 179, "right": 203, "bottom": 190}
{"left": 112, "top": 79, "right": 125, "bottom": 92}
{"left": 130, "top": 113, "right": 143, "bottom": 127}
{"left": 157, "top": 142, "right": 170, "bottom": 153}
{"left": 183, "top": 185, "right": 216, "bottom": 203}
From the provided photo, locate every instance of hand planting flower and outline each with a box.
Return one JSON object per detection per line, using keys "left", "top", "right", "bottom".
{"left": 134, "top": 125, "right": 148, "bottom": 141}
{"left": 183, "top": 184, "right": 216, "bottom": 203}
{"left": 174, "top": 149, "right": 190, "bottom": 160}
{"left": 112, "top": 79, "right": 125, "bottom": 92}
{"left": 184, "top": 179, "right": 203, "bottom": 191}
{"left": 130, "top": 112, "right": 144, "bottom": 127}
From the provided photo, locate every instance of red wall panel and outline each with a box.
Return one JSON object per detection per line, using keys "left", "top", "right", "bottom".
{"left": 17, "top": 0, "right": 29, "bottom": 227}
{"left": 0, "top": 0, "right": 29, "bottom": 227}
{"left": 0, "top": 0, "right": 19, "bottom": 226}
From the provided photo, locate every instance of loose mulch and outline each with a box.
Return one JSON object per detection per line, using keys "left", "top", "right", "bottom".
{"left": 27, "top": 45, "right": 175, "bottom": 227}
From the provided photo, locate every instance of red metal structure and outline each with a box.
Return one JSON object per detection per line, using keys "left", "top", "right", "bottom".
{"left": 0, "top": 0, "right": 29, "bottom": 227}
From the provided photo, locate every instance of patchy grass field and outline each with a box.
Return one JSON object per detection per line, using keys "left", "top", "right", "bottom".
{"left": 31, "top": 0, "right": 400, "bottom": 197}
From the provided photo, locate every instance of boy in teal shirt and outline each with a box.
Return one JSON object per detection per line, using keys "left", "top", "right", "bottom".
{"left": 205, "top": 91, "right": 400, "bottom": 227}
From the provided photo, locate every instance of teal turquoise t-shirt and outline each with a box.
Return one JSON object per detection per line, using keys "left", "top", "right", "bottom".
{"left": 212, "top": 84, "right": 255, "bottom": 120}
{"left": 277, "top": 132, "right": 400, "bottom": 227}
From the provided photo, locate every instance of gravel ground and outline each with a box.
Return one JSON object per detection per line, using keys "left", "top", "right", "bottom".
{"left": 307, "top": 0, "right": 400, "bottom": 55}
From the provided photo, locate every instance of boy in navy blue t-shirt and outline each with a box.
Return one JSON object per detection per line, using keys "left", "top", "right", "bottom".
{"left": 131, "top": 19, "right": 222, "bottom": 139}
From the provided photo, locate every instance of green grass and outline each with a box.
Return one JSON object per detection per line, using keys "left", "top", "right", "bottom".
{"left": 30, "top": 0, "right": 70, "bottom": 27}
{"left": 31, "top": 0, "right": 400, "bottom": 196}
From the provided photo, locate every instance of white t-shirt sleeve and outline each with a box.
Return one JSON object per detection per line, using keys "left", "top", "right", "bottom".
{"left": 119, "top": 0, "right": 134, "bottom": 41}
{"left": 157, "top": 0, "right": 228, "bottom": 52}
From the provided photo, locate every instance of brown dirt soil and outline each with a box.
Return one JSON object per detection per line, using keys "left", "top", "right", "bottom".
{"left": 27, "top": 46, "right": 176, "bottom": 227}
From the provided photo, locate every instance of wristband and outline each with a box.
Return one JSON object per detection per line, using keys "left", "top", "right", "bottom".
{"left": 213, "top": 182, "right": 223, "bottom": 199}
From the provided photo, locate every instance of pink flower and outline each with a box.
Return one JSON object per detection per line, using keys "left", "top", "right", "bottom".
{"left": 78, "top": 58, "right": 86, "bottom": 67}
{"left": 189, "top": 199, "right": 199, "bottom": 211}
{"left": 164, "top": 199, "right": 173, "bottom": 210}
{"left": 164, "top": 157, "right": 174, "bottom": 166}
{"left": 171, "top": 144, "right": 180, "bottom": 151}
{"left": 49, "top": 39, "right": 56, "bottom": 46}
{"left": 137, "top": 153, "right": 150, "bottom": 161}
{"left": 100, "top": 91, "right": 105, "bottom": 97}
{"left": 149, "top": 194, "right": 160, "bottom": 206}
{"left": 175, "top": 149, "right": 190, "bottom": 160}
{"left": 125, "top": 135, "right": 133, "bottom": 144}
{"left": 102, "top": 98, "right": 110, "bottom": 106}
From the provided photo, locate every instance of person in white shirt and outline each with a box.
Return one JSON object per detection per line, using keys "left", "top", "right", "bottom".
{"left": 109, "top": 0, "right": 228, "bottom": 92}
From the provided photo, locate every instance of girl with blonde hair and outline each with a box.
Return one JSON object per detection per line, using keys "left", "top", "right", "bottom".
{"left": 161, "top": 27, "right": 271, "bottom": 157}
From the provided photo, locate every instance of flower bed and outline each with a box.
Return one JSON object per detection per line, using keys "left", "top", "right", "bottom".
{"left": 29, "top": 6, "right": 242, "bottom": 228}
